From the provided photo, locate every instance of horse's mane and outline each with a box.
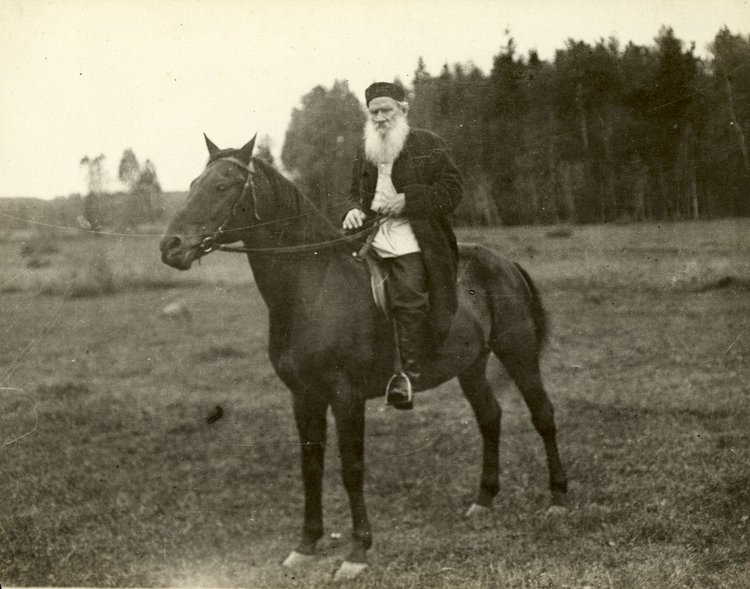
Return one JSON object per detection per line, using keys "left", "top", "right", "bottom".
{"left": 252, "top": 157, "right": 344, "bottom": 245}
{"left": 253, "top": 158, "right": 306, "bottom": 216}
{"left": 207, "top": 147, "right": 347, "bottom": 246}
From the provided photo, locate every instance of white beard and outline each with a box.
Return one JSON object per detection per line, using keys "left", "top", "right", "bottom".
{"left": 363, "top": 115, "right": 410, "bottom": 165}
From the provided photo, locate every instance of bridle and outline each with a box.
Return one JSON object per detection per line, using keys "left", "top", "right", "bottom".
{"left": 198, "top": 156, "right": 259, "bottom": 256}
{"left": 196, "top": 156, "right": 378, "bottom": 258}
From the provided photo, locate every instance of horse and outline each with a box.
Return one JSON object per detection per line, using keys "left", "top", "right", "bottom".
{"left": 159, "top": 134, "right": 568, "bottom": 580}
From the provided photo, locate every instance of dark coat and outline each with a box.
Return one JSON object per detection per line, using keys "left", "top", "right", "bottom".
{"left": 348, "top": 127, "right": 463, "bottom": 342}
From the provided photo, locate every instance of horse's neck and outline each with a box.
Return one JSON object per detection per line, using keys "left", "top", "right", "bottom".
{"left": 244, "top": 223, "right": 337, "bottom": 313}
{"left": 248, "top": 253, "right": 335, "bottom": 317}
{"left": 243, "top": 163, "right": 347, "bottom": 312}
{"left": 255, "top": 163, "right": 337, "bottom": 248}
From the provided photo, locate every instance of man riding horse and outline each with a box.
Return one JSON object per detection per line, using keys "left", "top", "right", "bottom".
{"left": 160, "top": 123, "right": 567, "bottom": 579}
{"left": 343, "top": 81, "right": 463, "bottom": 409}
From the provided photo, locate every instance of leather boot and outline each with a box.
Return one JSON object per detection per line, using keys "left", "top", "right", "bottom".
{"left": 386, "top": 315, "right": 427, "bottom": 410}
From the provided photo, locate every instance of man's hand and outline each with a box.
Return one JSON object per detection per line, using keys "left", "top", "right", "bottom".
{"left": 380, "top": 193, "right": 406, "bottom": 217}
{"left": 342, "top": 208, "right": 367, "bottom": 230}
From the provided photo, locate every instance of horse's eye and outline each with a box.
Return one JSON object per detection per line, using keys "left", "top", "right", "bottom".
{"left": 217, "top": 184, "right": 227, "bottom": 191}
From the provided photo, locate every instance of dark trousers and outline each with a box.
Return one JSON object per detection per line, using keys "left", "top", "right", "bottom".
{"left": 379, "top": 253, "right": 430, "bottom": 371}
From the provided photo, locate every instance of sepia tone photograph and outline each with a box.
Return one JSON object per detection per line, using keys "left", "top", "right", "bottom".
{"left": 1, "top": 0, "right": 748, "bottom": 586}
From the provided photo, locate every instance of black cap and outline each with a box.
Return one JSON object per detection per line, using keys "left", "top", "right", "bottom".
{"left": 365, "top": 82, "right": 406, "bottom": 105}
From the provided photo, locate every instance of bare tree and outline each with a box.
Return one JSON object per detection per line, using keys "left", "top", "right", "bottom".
{"left": 80, "top": 154, "right": 107, "bottom": 231}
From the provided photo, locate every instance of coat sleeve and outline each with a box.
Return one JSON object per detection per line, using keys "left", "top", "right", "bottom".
{"left": 402, "top": 135, "right": 463, "bottom": 217}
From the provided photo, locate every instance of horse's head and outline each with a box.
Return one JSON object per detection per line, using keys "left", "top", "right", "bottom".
{"left": 160, "top": 134, "right": 257, "bottom": 270}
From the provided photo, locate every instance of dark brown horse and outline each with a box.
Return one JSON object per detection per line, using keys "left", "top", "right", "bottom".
{"left": 159, "top": 135, "right": 567, "bottom": 580}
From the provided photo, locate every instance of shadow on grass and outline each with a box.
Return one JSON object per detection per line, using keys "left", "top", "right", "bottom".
{"left": 194, "top": 345, "right": 248, "bottom": 362}
{"left": 696, "top": 275, "right": 750, "bottom": 292}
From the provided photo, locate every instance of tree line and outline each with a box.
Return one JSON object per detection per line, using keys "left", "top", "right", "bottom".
{"left": 0, "top": 149, "right": 166, "bottom": 234}
{"left": 76, "top": 149, "right": 163, "bottom": 231}
{"left": 0, "top": 136, "right": 277, "bottom": 234}
{"left": 3, "top": 26, "right": 746, "bottom": 233}
{"left": 75, "top": 138, "right": 277, "bottom": 232}
{"left": 282, "top": 26, "right": 749, "bottom": 226}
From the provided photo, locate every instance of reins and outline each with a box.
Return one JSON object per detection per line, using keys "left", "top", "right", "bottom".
{"left": 198, "top": 156, "right": 379, "bottom": 258}
{"left": 204, "top": 226, "right": 377, "bottom": 257}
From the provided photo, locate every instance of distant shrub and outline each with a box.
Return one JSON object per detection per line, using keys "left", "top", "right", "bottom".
{"left": 19, "top": 230, "right": 59, "bottom": 269}
{"left": 19, "top": 230, "right": 59, "bottom": 255}
{"left": 545, "top": 227, "right": 573, "bottom": 239}
{"left": 67, "top": 251, "right": 116, "bottom": 298}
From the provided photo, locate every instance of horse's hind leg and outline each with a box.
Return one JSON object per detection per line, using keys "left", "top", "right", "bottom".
{"left": 458, "top": 353, "right": 502, "bottom": 515}
{"left": 495, "top": 342, "right": 568, "bottom": 508}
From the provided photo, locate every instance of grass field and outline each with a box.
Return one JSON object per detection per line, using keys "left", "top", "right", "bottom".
{"left": 1, "top": 219, "right": 748, "bottom": 588}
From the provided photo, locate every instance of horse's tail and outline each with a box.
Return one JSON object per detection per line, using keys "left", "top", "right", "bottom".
{"left": 513, "top": 262, "right": 549, "bottom": 348}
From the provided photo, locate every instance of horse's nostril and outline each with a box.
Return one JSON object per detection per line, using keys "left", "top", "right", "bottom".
{"left": 161, "top": 235, "right": 182, "bottom": 252}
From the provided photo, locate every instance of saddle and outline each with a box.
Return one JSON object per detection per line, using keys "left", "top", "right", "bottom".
{"left": 354, "top": 228, "right": 390, "bottom": 317}
{"left": 362, "top": 253, "right": 390, "bottom": 318}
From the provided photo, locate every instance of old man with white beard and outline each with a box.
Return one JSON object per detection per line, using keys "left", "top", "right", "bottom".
{"left": 344, "top": 82, "right": 463, "bottom": 409}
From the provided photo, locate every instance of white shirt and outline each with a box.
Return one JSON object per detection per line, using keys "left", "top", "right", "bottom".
{"left": 369, "top": 161, "right": 421, "bottom": 258}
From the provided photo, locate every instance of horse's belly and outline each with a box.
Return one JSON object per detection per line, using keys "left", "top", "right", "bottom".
{"left": 419, "top": 304, "right": 487, "bottom": 390}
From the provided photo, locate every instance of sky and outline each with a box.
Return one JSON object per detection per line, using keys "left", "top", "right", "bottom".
{"left": 0, "top": 0, "right": 748, "bottom": 199}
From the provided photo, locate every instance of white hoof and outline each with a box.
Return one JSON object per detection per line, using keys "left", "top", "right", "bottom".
{"left": 334, "top": 560, "right": 369, "bottom": 581}
{"left": 465, "top": 502, "right": 491, "bottom": 518}
{"left": 282, "top": 550, "right": 316, "bottom": 568}
{"left": 546, "top": 505, "right": 569, "bottom": 517}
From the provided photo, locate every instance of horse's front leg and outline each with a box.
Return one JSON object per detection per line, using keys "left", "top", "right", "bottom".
{"left": 283, "top": 390, "right": 328, "bottom": 567}
{"left": 330, "top": 377, "right": 371, "bottom": 580}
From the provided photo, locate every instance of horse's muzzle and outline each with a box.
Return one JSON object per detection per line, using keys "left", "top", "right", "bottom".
{"left": 159, "top": 234, "right": 196, "bottom": 270}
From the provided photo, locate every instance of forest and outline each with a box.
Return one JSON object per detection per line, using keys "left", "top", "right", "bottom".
{"left": 282, "top": 26, "right": 750, "bottom": 226}
{"left": 2, "top": 26, "right": 748, "bottom": 230}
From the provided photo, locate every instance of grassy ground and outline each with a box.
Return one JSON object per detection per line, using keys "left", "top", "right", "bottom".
{"left": 0, "top": 219, "right": 748, "bottom": 588}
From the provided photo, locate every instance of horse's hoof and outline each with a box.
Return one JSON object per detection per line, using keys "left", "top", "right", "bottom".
{"left": 465, "top": 502, "right": 491, "bottom": 518}
{"left": 282, "top": 550, "right": 316, "bottom": 568}
{"left": 546, "top": 505, "right": 569, "bottom": 517}
{"left": 333, "top": 560, "right": 369, "bottom": 581}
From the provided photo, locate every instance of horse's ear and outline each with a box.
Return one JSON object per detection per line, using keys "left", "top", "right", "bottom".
{"left": 204, "top": 133, "right": 220, "bottom": 157}
{"left": 238, "top": 134, "right": 257, "bottom": 165}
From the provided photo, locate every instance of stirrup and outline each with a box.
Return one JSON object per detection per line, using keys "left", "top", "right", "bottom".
{"left": 385, "top": 371, "right": 413, "bottom": 407}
